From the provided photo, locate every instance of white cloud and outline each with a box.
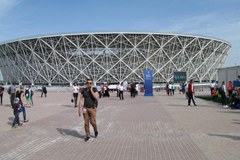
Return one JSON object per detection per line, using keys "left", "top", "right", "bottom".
{"left": 0, "top": 0, "right": 20, "bottom": 18}
{"left": 0, "top": 0, "right": 22, "bottom": 43}
{"left": 165, "top": 12, "right": 217, "bottom": 34}
{"left": 160, "top": 12, "right": 240, "bottom": 67}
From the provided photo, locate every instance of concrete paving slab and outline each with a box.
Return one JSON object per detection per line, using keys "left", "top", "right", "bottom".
{"left": 0, "top": 90, "right": 239, "bottom": 160}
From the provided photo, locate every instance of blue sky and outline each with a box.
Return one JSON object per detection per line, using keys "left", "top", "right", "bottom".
{"left": 0, "top": 0, "right": 239, "bottom": 67}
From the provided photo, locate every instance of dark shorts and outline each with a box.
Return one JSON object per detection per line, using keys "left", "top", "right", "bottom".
{"left": 73, "top": 93, "right": 78, "bottom": 98}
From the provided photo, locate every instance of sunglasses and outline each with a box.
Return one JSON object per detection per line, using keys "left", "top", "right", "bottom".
{"left": 86, "top": 82, "right": 92, "bottom": 84}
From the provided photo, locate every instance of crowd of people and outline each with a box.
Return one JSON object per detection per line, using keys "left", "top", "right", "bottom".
{"left": 71, "top": 81, "right": 138, "bottom": 104}
{"left": 165, "top": 79, "right": 240, "bottom": 109}
{"left": 8, "top": 84, "right": 32, "bottom": 128}
{"left": 229, "top": 87, "right": 240, "bottom": 109}
{"left": 1, "top": 78, "right": 239, "bottom": 141}
{"left": 0, "top": 83, "right": 49, "bottom": 128}
{"left": 210, "top": 80, "right": 240, "bottom": 109}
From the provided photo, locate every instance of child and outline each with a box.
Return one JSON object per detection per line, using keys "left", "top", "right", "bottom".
{"left": 12, "top": 98, "right": 23, "bottom": 128}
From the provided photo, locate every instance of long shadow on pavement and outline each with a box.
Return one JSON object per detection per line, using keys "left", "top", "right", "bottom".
{"left": 208, "top": 133, "right": 240, "bottom": 140}
{"left": 56, "top": 128, "right": 85, "bottom": 139}
{"left": 61, "top": 105, "right": 74, "bottom": 108}
{"left": 218, "top": 110, "right": 240, "bottom": 114}
{"left": 6, "top": 117, "right": 14, "bottom": 126}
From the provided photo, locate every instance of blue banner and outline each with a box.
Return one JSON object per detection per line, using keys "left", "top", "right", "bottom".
{"left": 144, "top": 70, "right": 153, "bottom": 96}
{"left": 233, "top": 80, "right": 240, "bottom": 89}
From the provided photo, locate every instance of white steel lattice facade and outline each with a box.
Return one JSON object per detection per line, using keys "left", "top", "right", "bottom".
{"left": 0, "top": 32, "right": 231, "bottom": 85}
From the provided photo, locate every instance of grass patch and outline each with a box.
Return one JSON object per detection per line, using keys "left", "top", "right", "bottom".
{"left": 196, "top": 95, "right": 222, "bottom": 104}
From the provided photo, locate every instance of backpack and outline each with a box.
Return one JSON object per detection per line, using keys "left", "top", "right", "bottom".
{"left": 12, "top": 101, "right": 20, "bottom": 110}
{"left": 7, "top": 86, "right": 11, "bottom": 95}
{"left": 218, "top": 86, "right": 224, "bottom": 95}
{"left": 16, "top": 90, "right": 21, "bottom": 99}
{"left": 25, "top": 89, "right": 29, "bottom": 98}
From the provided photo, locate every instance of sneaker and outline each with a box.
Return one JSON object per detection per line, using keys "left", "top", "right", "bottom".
{"left": 194, "top": 104, "right": 197, "bottom": 106}
{"left": 23, "top": 120, "right": 29, "bottom": 123}
{"left": 12, "top": 125, "right": 17, "bottom": 128}
{"left": 84, "top": 137, "right": 90, "bottom": 142}
{"left": 188, "top": 105, "right": 191, "bottom": 107}
{"left": 223, "top": 105, "right": 229, "bottom": 108}
{"left": 95, "top": 131, "right": 98, "bottom": 138}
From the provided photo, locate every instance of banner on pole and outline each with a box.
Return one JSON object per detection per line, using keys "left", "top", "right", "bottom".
{"left": 144, "top": 69, "right": 153, "bottom": 96}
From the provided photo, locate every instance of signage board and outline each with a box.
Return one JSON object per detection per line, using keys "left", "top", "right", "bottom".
{"left": 174, "top": 72, "right": 187, "bottom": 82}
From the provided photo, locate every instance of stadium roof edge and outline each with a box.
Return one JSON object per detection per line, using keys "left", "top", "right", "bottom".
{"left": 0, "top": 32, "right": 231, "bottom": 46}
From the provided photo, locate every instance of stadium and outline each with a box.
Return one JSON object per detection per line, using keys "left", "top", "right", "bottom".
{"left": 0, "top": 32, "right": 231, "bottom": 85}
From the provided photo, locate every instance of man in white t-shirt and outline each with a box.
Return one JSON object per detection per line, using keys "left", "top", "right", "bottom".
{"left": 72, "top": 82, "right": 79, "bottom": 108}
{"left": 119, "top": 83, "right": 124, "bottom": 100}
{"left": 210, "top": 80, "right": 215, "bottom": 92}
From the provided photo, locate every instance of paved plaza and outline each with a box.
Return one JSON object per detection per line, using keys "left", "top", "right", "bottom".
{"left": 0, "top": 90, "right": 240, "bottom": 160}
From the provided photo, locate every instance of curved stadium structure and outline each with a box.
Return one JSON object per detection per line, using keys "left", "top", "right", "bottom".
{"left": 0, "top": 32, "right": 231, "bottom": 85}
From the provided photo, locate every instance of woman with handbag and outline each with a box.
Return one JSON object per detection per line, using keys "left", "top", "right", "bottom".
{"left": 72, "top": 82, "right": 79, "bottom": 108}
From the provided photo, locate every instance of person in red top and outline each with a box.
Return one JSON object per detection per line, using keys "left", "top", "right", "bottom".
{"left": 211, "top": 88, "right": 218, "bottom": 101}
{"left": 166, "top": 82, "right": 169, "bottom": 96}
{"left": 228, "top": 81, "right": 233, "bottom": 97}
{"left": 187, "top": 79, "right": 197, "bottom": 107}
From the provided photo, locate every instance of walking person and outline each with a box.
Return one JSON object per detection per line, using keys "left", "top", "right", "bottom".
{"left": 16, "top": 86, "right": 29, "bottom": 122}
{"left": 187, "top": 79, "right": 197, "bottom": 107}
{"left": 12, "top": 98, "right": 23, "bottom": 128}
{"left": 96, "top": 85, "right": 102, "bottom": 98}
{"left": 166, "top": 82, "right": 169, "bottom": 96}
{"left": 41, "top": 85, "right": 47, "bottom": 97}
{"left": 29, "top": 85, "right": 34, "bottom": 106}
{"left": 171, "top": 83, "right": 175, "bottom": 95}
{"left": 130, "top": 82, "right": 136, "bottom": 98}
{"left": 116, "top": 83, "right": 121, "bottom": 97}
{"left": 8, "top": 83, "right": 17, "bottom": 107}
{"left": 78, "top": 78, "right": 99, "bottom": 142}
{"left": 0, "top": 84, "right": 4, "bottom": 105}
{"left": 24, "top": 86, "right": 32, "bottom": 108}
{"left": 72, "top": 82, "right": 79, "bottom": 108}
{"left": 168, "top": 83, "right": 172, "bottom": 96}
{"left": 181, "top": 82, "right": 186, "bottom": 94}
{"left": 220, "top": 81, "right": 228, "bottom": 108}
{"left": 119, "top": 82, "right": 124, "bottom": 100}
